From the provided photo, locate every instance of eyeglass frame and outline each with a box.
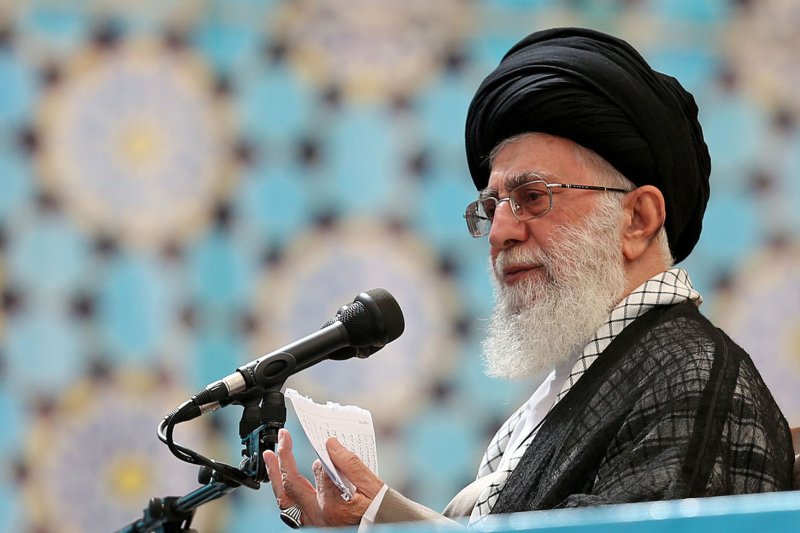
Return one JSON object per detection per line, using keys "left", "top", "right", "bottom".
{"left": 464, "top": 178, "right": 631, "bottom": 237}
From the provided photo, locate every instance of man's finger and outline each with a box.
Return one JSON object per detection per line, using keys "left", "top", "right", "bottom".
{"left": 274, "top": 429, "right": 327, "bottom": 526}
{"left": 325, "top": 438, "right": 384, "bottom": 498}
{"left": 263, "top": 449, "right": 293, "bottom": 510}
{"left": 276, "top": 429, "right": 316, "bottom": 495}
{"left": 276, "top": 429, "right": 302, "bottom": 480}
{"left": 312, "top": 459, "right": 345, "bottom": 500}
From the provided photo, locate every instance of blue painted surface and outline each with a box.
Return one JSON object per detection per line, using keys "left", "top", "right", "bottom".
{"left": 356, "top": 492, "right": 800, "bottom": 533}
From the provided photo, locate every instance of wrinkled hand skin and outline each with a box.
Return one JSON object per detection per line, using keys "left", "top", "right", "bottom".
{"left": 264, "top": 428, "right": 385, "bottom": 527}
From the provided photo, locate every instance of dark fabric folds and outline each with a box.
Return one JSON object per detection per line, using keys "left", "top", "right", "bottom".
{"left": 489, "top": 302, "right": 794, "bottom": 513}
{"left": 465, "top": 28, "right": 711, "bottom": 263}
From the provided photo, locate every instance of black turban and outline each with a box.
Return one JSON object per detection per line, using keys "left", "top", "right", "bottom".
{"left": 465, "top": 27, "right": 710, "bottom": 264}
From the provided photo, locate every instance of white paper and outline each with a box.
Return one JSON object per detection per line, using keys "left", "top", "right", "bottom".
{"left": 285, "top": 388, "right": 378, "bottom": 501}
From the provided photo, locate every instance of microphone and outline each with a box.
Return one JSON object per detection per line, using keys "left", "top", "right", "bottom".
{"left": 173, "top": 288, "right": 404, "bottom": 422}
{"left": 324, "top": 304, "right": 385, "bottom": 361}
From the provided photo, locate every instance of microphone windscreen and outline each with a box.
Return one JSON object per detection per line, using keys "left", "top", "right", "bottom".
{"left": 361, "top": 288, "right": 405, "bottom": 343}
{"left": 326, "top": 288, "right": 405, "bottom": 359}
{"left": 339, "top": 300, "right": 377, "bottom": 346}
{"left": 345, "top": 288, "right": 404, "bottom": 346}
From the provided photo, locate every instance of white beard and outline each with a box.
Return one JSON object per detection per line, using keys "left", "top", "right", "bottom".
{"left": 482, "top": 198, "right": 627, "bottom": 379}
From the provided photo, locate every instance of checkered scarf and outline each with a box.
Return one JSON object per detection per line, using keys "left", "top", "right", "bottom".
{"left": 469, "top": 268, "right": 701, "bottom": 524}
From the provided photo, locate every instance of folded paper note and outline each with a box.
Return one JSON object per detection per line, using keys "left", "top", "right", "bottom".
{"left": 285, "top": 388, "right": 378, "bottom": 500}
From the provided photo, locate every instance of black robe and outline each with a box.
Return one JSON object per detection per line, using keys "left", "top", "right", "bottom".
{"left": 492, "top": 302, "right": 794, "bottom": 513}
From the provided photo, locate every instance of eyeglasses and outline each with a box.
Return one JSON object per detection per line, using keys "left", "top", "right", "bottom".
{"left": 464, "top": 179, "right": 631, "bottom": 237}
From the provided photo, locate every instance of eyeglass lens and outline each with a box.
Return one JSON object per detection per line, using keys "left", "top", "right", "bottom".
{"left": 466, "top": 181, "right": 552, "bottom": 234}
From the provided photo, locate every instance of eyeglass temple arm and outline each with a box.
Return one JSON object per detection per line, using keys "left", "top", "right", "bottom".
{"left": 552, "top": 184, "right": 630, "bottom": 193}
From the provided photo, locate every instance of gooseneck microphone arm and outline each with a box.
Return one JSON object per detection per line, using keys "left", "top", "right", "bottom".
{"left": 114, "top": 288, "right": 404, "bottom": 533}
{"left": 117, "top": 382, "right": 287, "bottom": 533}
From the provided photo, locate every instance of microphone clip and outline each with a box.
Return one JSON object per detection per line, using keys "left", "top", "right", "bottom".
{"left": 234, "top": 387, "right": 287, "bottom": 483}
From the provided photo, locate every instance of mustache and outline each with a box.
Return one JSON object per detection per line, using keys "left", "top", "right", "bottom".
{"left": 494, "top": 246, "right": 550, "bottom": 276}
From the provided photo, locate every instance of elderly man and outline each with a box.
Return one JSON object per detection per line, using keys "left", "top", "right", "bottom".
{"left": 264, "top": 28, "right": 795, "bottom": 528}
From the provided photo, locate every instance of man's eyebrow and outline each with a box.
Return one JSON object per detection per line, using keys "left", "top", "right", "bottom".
{"left": 480, "top": 171, "right": 555, "bottom": 197}
{"left": 502, "top": 171, "right": 552, "bottom": 191}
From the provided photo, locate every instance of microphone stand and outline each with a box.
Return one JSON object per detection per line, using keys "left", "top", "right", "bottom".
{"left": 115, "top": 384, "right": 287, "bottom": 533}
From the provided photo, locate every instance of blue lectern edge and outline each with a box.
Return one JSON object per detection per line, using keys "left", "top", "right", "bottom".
{"left": 294, "top": 490, "right": 800, "bottom": 533}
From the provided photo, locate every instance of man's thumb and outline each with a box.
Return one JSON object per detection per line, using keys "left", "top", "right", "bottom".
{"left": 326, "top": 438, "right": 383, "bottom": 498}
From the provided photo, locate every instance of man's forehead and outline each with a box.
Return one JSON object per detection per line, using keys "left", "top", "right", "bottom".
{"left": 485, "top": 134, "right": 586, "bottom": 191}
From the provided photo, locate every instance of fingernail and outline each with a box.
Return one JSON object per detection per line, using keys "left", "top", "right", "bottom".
{"left": 328, "top": 437, "right": 343, "bottom": 452}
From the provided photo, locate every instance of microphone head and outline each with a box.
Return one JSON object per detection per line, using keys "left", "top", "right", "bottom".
{"left": 339, "top": 288, "right": 404, "bottom": 348}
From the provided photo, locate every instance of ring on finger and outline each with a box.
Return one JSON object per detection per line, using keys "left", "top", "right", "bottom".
{"left": 280, "top": 504, "right": 303, "bottom": 529}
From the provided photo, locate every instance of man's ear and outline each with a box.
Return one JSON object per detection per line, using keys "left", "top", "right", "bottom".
{"left": 621, "top": 185, "right": 666, "bottom": 262}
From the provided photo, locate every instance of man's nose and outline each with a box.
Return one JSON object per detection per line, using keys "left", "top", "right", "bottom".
{"left": 488, "top": 201, "right": 529, "bottom": 250}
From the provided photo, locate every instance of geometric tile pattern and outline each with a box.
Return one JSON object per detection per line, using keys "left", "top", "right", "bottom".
{"left": 0, "top": 2, "right": 799, "bottom": 532}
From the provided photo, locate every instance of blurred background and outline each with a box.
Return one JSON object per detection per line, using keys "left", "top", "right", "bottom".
{"left": 0, "top": 1, "right": 799, "bottom": 531}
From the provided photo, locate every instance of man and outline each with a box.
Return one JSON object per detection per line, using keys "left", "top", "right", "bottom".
{"left": 264, "top": 27, "right": 795, "bottom": 528}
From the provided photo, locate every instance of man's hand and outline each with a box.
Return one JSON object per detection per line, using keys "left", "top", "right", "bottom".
{"left": 264, "top": 428, "right": 385, "bottom": 527}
